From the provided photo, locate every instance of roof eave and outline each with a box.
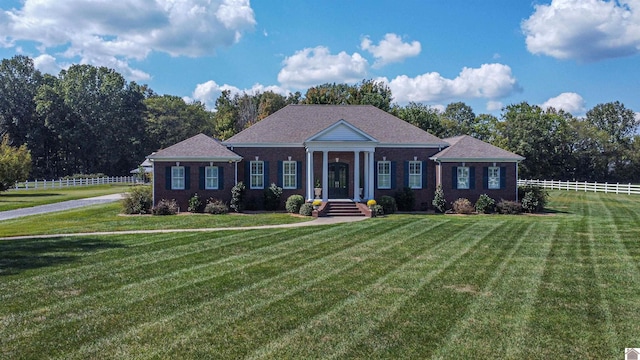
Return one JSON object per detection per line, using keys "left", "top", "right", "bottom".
{"left": 147, "top": 156, "right": 243, "bottom": 162}
{"left": 429, "top": 157, "right": 525, "bottom": 162}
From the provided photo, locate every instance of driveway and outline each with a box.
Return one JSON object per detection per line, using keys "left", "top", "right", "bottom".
{"left": 0, "top": 193, "right": 124, "bottom": 221}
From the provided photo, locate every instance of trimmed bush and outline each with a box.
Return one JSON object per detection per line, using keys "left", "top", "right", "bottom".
{"left": 204, "top": 199, "right": 229, "bottom": 214}
{"left": 187, "top": 193, "right": 203, "bottom": 213}
{"left": 452, "top": 198, "right": 475, "bottom": 214}
{"left": 432, "top": 184, "right": 447, "bottom": 213}
{"left": 285, "top": 194, "right": 305, "bottom": 214}
{"left": 497, "top": 200, "right": 522, "bottom": 214}
{"left": 378, "top": 195, "right": 397, "bottom": 215}
{"left": 230, "top": 181, "right": 246, "bottom": 212}
{"left": 475, "top": 194, "right": 496, "bottom": 214}
{"left": 152, "top": 199, "right": 179, "bottom": 215}
{"left": 519, "top": 185, "right": 548, "bottom": 213}
{"left": 299, "top": 202, "right": 314, "bottom": 216}
{"left": 370, "top": 204, "right": 384, "bottom": 217}
{"left": 263, "top": 183, "right": 283, "bottom": 211}
{"left": 394, "top": 187, "right": 415, "bottom": 211}
{"left": 121, "top": 185, "right": 152, "bottom": 214}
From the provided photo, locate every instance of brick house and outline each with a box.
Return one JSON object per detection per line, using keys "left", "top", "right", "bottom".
{"left": 147, "top": 105, "right": 524, "bottom": 213}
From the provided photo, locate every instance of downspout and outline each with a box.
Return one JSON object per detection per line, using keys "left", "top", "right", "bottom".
{"left": 235, "top": 160, "right": 238, "bottom": 185}
{"left": 515, "top": 161, "right": 520, "bottom": 202}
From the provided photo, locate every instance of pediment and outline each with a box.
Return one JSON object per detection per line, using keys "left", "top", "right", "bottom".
{"left": 306, "top": 119, "right": 378, "bottom": 142}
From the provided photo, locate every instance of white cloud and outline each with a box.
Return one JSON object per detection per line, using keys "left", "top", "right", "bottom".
{"left": 32, "top": 54, "right": 64, "bottom": 75}
{"left": 0, "top": 0, "right": 256, "bottom": 80}
{"left": 522, "top": 0, "right": 640, "bottom": 61}
{"left": 540, "top": 92, "right": 586, "bottom": 114}
{"left": 383, "top": 63, "right": 520, "bottom": 104}
{"left": 277, "top": 46, "right": 368, "bottom": 89}
{"left": 361, "top": 33, "right": 421, "bottom": 68}
{"left": 190, "top": 80, "right": 290, "bottom": 110}
{"left": 486, "top": 101, "right": 504, "bottom": 112}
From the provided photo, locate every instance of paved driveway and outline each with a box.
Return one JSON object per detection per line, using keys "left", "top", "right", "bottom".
{"left": 0, "top": 194, "right": 124, "bottom": 221}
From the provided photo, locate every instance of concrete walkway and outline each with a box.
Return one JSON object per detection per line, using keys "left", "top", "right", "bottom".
{"left": 0, "top": 193, "right": 125, "bottom": 221}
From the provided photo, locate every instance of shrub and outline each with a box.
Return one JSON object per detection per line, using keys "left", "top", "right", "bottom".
{"left": 378, "top": 195, "right": 397, "bottom": 214}
{"left": 204, "top": 199, "right": 229, "bottom": 214}
{"left": 432, "top": 184, "right": 447, "bottom": 213}
{"left": 263, "top": 183, "right": 283, "bottom": 211}
{"left": 370, "top": 204, "right": 384, "bottom": 217}
{"left": 285, "top": 194, "right": 305, "bottom": 213}
{"left": 121, "top": 185, "right": 152, "bottom": 214}
{"left": 187, "top": 193, "right": 204, "bottom": 213}
{"left": 452, "top": 198, "right": 475, "bottom": 214}
{"left": 152, "top": 199, "right": 179, "bottom": 215}
{"left": 519, "top": 185, "right": 548, "bottom": 213}
{"left": 299, "top": 202, "right": 314, "bottom": 216}
{"left": 475, "top": 194, "right": 496, "bottom": 214}
{"left": 394, "top": 187, "right": 415, "bottom": 211}
{"left": 497, "top": 200, "right": 522, "bottom": 214}
{"left": 230, "top": 181, "right": 246, "bottom": 212}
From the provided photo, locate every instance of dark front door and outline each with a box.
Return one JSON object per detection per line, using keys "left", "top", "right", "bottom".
{"left": 328, "top": 162, "right": 349, "bottom": 199}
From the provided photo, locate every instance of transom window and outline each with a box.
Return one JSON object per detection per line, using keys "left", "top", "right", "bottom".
{"left": 488, "top": 167, "right": 500, "bottom": 189}
{"left": 250, "top": 161, "right": 264, "bottom": 189}
{"left": 205, "top": 166, "right": 218, "bottom": 190}
{"left": 377, "top": 161, "right": 391, "bottom": 189}
{"left": 171, "top": 166, "right": 185, "bottom": 190}
{"left": 457, "top": 166, "right": 470, "bottom": 189}
{"left": 408, "top": 161, "right": 422, "bottom": 189}
{"left": 283, "top": 161, "right": 296, "bottom": 189}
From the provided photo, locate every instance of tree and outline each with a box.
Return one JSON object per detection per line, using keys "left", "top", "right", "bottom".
{"left": 0, "top": 134, "right": 31, "bottom": 191}
{"left": 302, "top": 79, "right": 393, "bottom": 111}
{"left": 390, "top": 102, "right": 444, "bottom": 136}
{"left": 441, "top": 102, "right": 476, "bottom": 137}
{"left": 213, "top": 90, "right": 238, "bottom": 140}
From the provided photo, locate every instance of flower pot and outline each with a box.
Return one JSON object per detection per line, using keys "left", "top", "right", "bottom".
{"left": 314, "top": 187, "right": 322, "bottom": 199}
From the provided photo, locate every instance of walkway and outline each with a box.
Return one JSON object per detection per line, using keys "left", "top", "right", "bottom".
{"left": 0, "top": 193, "right": 125, "bottom": 221}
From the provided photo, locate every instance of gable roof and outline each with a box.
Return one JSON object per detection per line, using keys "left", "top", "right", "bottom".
{"left": 147, "top": 133, "right": 242, "bottom": 162}
{"left": 430, "top": 135, "right": 524, "bottom": 162}
{"left": 224, "top": 105, "right": 448, "bottom": 147}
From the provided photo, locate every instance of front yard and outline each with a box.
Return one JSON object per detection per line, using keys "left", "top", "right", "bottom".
{"left": 1, "top": 190, "right": 639, "bottom": 358}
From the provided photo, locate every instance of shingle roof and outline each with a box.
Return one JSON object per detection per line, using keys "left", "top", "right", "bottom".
{"left": 147, "top": 133, "right": 242, "bottom": 161}
{"left": 430, "top": 135, "right": 524, "bottom": 162}
{"left": 224, "top": 105, "right": 448, "bottom": 147}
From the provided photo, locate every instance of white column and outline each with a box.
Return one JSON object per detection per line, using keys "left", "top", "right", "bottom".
{"left": 367, "top": 150, "right": 375, "bottom": 200}
{"left": 363, "top": 152, "right": 369, "bottom": 200}
{"left": 306, "top": 149, "right": 314, "bottom": 201}
{"left": 322, "top": 151, "right": 329, "bottom": 202}
{"left": 354, "top": 151, "right": 361, "bottom": 202}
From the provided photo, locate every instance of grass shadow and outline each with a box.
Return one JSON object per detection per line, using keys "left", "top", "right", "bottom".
{"left": 0, "top": 237, "right": 126, "bottom": 276}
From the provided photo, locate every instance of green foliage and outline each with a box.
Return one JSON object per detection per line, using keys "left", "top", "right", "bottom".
{"left": 432, "top": 185, "right": 447, "bottom": 213}
{"left": 496, "top": 200, "right": 523, "bottom": 214}
{"left": 391, "top": 102, "right": 444, "bottom": 136}
{"left": 302, "top": 80, "right": 392, "bottom": 111}
{"left": 394, "top": 187, "right": 415, "bottom": 211}
{"left": 204, "top": 199, "right": 229, "bottom": 214}
{"left": 121, "top": 185, "right": 152, "bottom": 214}
{"left": 263, "top": 183, "right": 283, "bottom": 211}
{"left": 519, "top": 185, "right": 548, "bottom": 213}
{"left": 285, "top": 194, "right": 305, "bottom": 214}
{"left": 0, "top": 134, "right": 31, "bottom": 191}
{"left": 370, "top": 204, "right": 384, "bottom": 217}
{"left": 187, "top": 193, "right": 203, "bottom": 213}
{"left": 378, "top": 195, "right": 397, "bottom": 214}
{"left": 475, "top": 194, "right": 496, "bottom": 214}
{"left": 452, "top": 198, "right": 475, "bottom": 214}
{"left": 230, "top": 181, "right": 246, "bottom": 212}
{"left": 299, "top": 202, "right": 314, "bottom": 216}
{"left": 152, "top": 199, "right": 179, "bottom": 215}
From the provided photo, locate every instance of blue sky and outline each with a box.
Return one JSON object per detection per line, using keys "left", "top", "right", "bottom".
{"left": 1, "top": 0, "right": 639, "bottom": 117}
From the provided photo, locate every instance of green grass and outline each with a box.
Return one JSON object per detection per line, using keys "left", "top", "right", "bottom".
{"left": 0, "top": 184, "right": 132, "bottom": 211}
{"left": 1, "top": 190, "right": 640, "bottom": 358}
{"left": 0, "top": 202, "right": 312, "bottom": 237}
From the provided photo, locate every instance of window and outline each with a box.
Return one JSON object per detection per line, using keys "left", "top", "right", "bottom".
{"left": 171, "top": 166, "right": 185, "bottom": 190}
{"left": 408, "top": 161, "right": 422, "bottom": 189}
{"left": 250, "top": 161, "right": 264, "bottom": 189}
{"left": 488, "top": 167, "right": 500, "bottom": 189}
{"left": 282, "top": 161, "right": 296, "bottom": 189}
{"left": 205, "top": 166, "right": 218, "bottom": 189}
{"left": 457, "top": 166, "right": 470, "bottom": 189}
{"left": 377, "top": 161, "right": 391, "bottom": 189}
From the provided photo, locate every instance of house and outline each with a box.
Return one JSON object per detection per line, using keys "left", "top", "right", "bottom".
{"left": 147, "top": 105, "right": 524, "bottom": 213}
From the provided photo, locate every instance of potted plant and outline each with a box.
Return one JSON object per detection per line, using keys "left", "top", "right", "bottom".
{"left": 314, "top": 178, "right": 322, "bottom": 199}
{"left": 312, "top": 199, "right": 322, "bottom": 210}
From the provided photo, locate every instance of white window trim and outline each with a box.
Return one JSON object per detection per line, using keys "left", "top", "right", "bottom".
{"left": 408, "top": 161, "right": 422, "bottom": 189}
{"left": 283, "top": 160, "right": 297, "bottom": 189}
{"left": 171, "top": 166, "right": 185, "bottom": 190}
{"left": 457, "top": 166, "right": 470, "bottom": 190}
{"left": 205, "top": 166, "right": 219, "bottom": 190}
{"left": 488, "top": 166, "right": 500, "bottom": 190}
{"left": 377, "top": 161, "right": 391, "bottom": 189}
{"left": 250, "top": 161, "right": 264, "bottom": 189}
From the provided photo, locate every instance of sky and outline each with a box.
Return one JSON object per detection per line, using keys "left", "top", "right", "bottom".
{"left": 0, "top": 0, "right": 639, "bottom": 118}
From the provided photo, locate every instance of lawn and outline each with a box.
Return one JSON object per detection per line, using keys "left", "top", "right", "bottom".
{"left": 0, "top": 184, "right": 133, "bottom": 211}
{"left": 1, "top": 190, "right": 640, "bottom": 359}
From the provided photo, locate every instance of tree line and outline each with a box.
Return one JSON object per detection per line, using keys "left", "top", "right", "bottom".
{"left": 0, "top": 55, "right": 637, "bottom": 182}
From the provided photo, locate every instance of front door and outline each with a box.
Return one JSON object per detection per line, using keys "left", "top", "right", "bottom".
{"left": 328, "top": 162, "right": 349, "bottom": 199}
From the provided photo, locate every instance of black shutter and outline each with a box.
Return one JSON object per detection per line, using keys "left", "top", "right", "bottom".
{"left": 404, "top": 161, "right": 410, "bottom": 187}
{"left": 184, "top": 166, "right": 190, "bottom": 190}
{"left": 277, "top": 161, "right": 283, "bottom": 187}
{"left": 452, "top": 166, "right": 458, "bottom": 190}
{"left": 165, "top": 167, "right": 172, "bottom": 190}
{"left": 297, "top": 161, "right": 302, "bottom": 189}
{"left": 500, "top": 166, "right": 507, "bottom": 189}
{"left": 469, "top": 167, "right": 475, "bottom": 190}
{"left": 199, "top": 167, "right": 205, "bottom": 190}
{"left": 483, "top": 167, "right": 488, "bottom": 190}
{"left": 422, "top": 161, "right": 428, "bottom": 189}
{"left": 218, "top": 166, "right": 224, "bottom": 190}
{"left": 391, "top": 161, "right": 397, "bottom": 189}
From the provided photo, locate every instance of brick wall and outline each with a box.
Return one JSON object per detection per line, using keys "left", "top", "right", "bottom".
{"left": 437, "top": 162, "right": 519, "bottom": 204}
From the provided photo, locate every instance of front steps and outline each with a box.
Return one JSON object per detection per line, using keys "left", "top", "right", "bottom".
{"left": 321, "top": 201, "right": 367, "bottom": 217}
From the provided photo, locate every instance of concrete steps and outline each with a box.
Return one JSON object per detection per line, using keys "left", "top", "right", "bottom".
{"left": 323, "top": 201, "right": 366, "bottom": 217}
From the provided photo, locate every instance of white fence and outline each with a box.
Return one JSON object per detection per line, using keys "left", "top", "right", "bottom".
{"left": 518, "top": 179, "right": 640, "bottom": 195}
{"left": 13, "top": 176, "right": 136, "bottom": 190}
